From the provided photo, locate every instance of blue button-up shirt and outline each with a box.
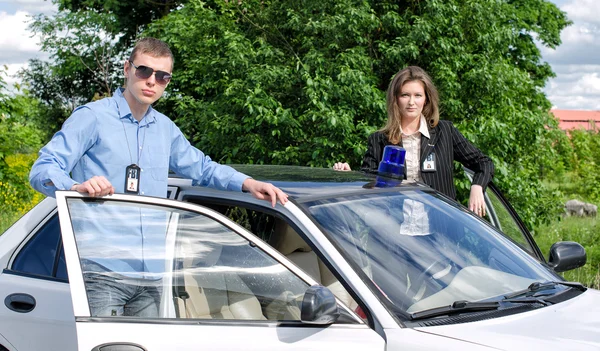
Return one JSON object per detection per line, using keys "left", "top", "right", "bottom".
{"left": 30, "top": 88, "right": 248, "bottom": 198}
{"left": 30, "top": 89, "right": 251, "bottom": 277}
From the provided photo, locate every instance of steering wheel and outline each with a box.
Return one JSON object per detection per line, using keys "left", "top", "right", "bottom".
{"left": 408, "top": 257, "right": 454, "bottom": 302}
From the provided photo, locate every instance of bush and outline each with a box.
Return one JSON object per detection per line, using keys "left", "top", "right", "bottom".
{"left": 0, "top": 153, "right": 44, "bottom": 215}
{"left": 0, "top": 80, "right": 45, "bottom": 220}
{"left": 546, "top": 129, "right": 600, "bottom": 203}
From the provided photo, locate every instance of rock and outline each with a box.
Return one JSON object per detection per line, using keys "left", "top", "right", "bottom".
{"left": 565, "top": 199, "right": 585, "bottom": 217}
{"left": 583, "top": 203, "right": 598, "bottom": 217}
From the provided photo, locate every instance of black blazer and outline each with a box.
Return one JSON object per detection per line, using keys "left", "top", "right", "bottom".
{"left": 361, "top": 120, "right": 494, "bottom": 199}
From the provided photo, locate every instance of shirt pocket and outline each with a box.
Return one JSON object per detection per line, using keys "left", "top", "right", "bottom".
{"left": 146, "top": 145, "right": 170, "bottom": 181}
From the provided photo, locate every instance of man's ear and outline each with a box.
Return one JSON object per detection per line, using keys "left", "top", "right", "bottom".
{"left": 122, "top": 61, "right": 130, "bottom": 88}
{"left": 124, "top": 60, "right": 131, "bottom": 76}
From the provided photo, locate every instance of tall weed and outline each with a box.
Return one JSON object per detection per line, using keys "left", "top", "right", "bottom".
{"left": 535, "top": 216, "right": 600, "bottom": 289}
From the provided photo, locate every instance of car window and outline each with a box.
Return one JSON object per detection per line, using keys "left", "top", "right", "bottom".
{"left": 11, "top": 213, "right": 68, "bottom": 281}
{"left": 203, "top": 203, "right": 277, "bottom": 243}
{"left": 485, "top": 189, "right": 535, "bottom": 255}
{"left": 460, "top": 170, "right": 536, "bottom": 257}
{"left": 304, "top": 190, "right": 559, "bottom": 315}
{"left": 194, "top": 201, "right": 362, "bottom": 316}
{"left": 64, "top": 198, "right": 315, "bottom": 321}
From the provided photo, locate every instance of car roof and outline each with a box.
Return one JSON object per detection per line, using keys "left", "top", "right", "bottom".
{"left": 170, "top": 165, "right": 433, "bottom": 201}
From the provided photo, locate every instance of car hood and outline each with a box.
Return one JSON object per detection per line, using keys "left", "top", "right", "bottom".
{"left": 417, "top": 288, "right": 600, "bottom": 350}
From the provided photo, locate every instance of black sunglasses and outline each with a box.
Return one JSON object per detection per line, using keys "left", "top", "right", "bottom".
{"left": 129, "top": 60, "right": 172, "bottom": 85}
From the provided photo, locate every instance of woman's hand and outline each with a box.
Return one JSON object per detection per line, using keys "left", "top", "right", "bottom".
{"left": 468, "top": 185, "right": 486, "bottom": 217}
{"left": 333, "top": 162, "right": 352, "bottom": 171}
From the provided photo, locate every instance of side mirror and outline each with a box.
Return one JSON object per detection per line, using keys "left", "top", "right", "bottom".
{"left": 300, "top": 285, "right": 339, "bottom": 325}
{"left": 548, "top": 241, "right": 587, "bottom": 272}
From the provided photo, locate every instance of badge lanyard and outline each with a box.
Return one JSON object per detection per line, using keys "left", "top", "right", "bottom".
{"left": 122, "top": 119, "right": 147, "bottom": 194}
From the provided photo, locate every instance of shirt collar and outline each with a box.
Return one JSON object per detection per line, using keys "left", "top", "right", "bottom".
{"left": 400, "top": 114, "right": 430, "bottom": 139}
{"left": 114, "top": 88, "right": 157, "bottom": 126}
{"left": 419, "top": 114, "right": 430, "bottom": 139}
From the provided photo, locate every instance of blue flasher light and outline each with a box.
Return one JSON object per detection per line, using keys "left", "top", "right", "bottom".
{"left": 373, "top": 145, "right": 405, "bottom": 188}
{"left": 377, "top": 145, "right": 406, "bottom": 179}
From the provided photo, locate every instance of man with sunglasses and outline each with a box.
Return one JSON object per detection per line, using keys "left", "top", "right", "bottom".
{"left": 30, "top": 37, "right": 287, "bottom": 204}
{"left": 29, "top": 37, "right": 288, "bottom": 317}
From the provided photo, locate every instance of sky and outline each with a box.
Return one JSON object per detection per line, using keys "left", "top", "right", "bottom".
{"left": 0, "top": 0, "right": 599, "bottom": 110}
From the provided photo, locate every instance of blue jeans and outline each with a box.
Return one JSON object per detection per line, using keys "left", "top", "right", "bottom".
{"left": 84, "top": 272, "right": 162, "bottom": 317}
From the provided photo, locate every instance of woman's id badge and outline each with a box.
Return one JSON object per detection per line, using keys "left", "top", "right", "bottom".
{"left": 125, "top": 164, "right": 141, "bottom": 194}
{"left": 422, "top": 152, "right": 436, "bottom": 172}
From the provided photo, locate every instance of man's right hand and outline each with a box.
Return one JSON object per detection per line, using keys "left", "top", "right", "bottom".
{"left": 71, "top": 176, "right": 115, "bottom": 197}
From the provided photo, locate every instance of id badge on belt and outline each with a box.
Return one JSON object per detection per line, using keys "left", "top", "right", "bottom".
{"left": 125, "top": 164, "right": 141, "bottom": 194}
{"left": 422, "top": 152, "right": 436, "bottom": 172}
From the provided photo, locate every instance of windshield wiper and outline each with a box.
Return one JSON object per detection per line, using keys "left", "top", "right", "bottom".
{"left": 410, "top": 300, "right": 499, "bottom": 320}
{"left": 501, "top": 296, "right": 553, "bottom": 306}
{"left": 409, "top": 282, "right": 586, "bottom": 321}
{"left": 503, "top": 281, "right": 586, "bottom": 300}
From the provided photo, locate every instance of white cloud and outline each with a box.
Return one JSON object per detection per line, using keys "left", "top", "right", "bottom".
{"left": 1, "top": 0, "right": 50, "bottom": 2}
{"left": 573, "top": 73, "right": 600, "bottom": 95}
{"left": 551, "top": 64, "right": 600, "bottom": 79}
{"left": 561, "top": 24, "right": 599, "bottom": 46}
{"left": 546, "top": 94, "right": 600, "bottom": 110}
{"left": 0, "top": 0, "right": 56, "bottom": 14}
{"left": 544, "top": 64, "right": 600, "bottom": 110}
{"left": 0, "top": 11, "right": 41, "bottom": 64}
{"left": 540, "top": 0, "right": 600, "bottom": 110}
{"left": 0, "top": 3, "right": 53, "bottom": 90}
{"left": 541, "top": 22, "right": 600, "bottom": 66}
{"left": 562, "top": 0, "right": 600, "bottom": 24}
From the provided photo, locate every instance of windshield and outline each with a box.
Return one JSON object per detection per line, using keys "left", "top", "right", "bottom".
{"left": 303, "top": 190, "right": 560, "bottom": 315}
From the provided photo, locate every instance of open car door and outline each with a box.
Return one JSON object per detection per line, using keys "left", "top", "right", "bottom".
{"left": 56, "top": 191, "right": 384, "bottom": 351}
{"left": 463, "top": 169, "right": 544, "bottom": 261}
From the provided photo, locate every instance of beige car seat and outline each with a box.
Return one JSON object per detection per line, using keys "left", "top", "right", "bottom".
{"left": 270, "top": 219, "right": 358, "bottom": 310}
{"left": 176, "top": 233, "right": 266, "bottom": 320}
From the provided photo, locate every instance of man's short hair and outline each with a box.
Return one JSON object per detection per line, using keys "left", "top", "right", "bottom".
{"left": 129, "top": 37, "right": 174, "bottom": 69}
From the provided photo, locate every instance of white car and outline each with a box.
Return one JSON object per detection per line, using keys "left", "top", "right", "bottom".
{"left": 0, "top": 165, "right": 597, "bottom": 351}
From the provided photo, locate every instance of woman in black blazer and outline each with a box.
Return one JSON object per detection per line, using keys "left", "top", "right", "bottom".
{"left": 334, "top": 66, "right": 494, "bottom": 216}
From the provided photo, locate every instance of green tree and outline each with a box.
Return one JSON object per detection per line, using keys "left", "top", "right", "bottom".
{"left": 151, "top": 0, "right": 384, "bottom": 165}
{"left": 372, "top": 0, "right": 569, "bottom": 227}
{"left": 18, "top": 59, "right": 81, "bottom": 139}
{"left": 568, "top": 129, "right": 600, "bottom": 202}
{"left": 19, "top": 9, "right": 127, "bottom": 138}
{"left": 19, "top": 0, "right": 572, "bottom": 228}
{"left": 147, "top": 0, "right": 568, "bottom": 228}
{"left": 0, "top": 68, "right": 44, "bottom": 169}
{"left": 55, "top": 0, "right": 187, "bottom": 46}
{"left": 20, "top": 0, "right": 188, "bottom": 138}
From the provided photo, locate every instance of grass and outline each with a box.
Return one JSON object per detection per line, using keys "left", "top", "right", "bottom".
{"left": 538, "top": 175, "right": 600, "bottom": 288}
{"left": 534, "top": 216, "right": 600, "bottom": 289}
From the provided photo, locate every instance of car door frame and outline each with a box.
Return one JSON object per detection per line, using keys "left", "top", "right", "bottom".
{"left": 56, "top": 191, "right": 389, "bottom": 351}
{"left": 463, "top": 169, "right": 546, "bottom": 263}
